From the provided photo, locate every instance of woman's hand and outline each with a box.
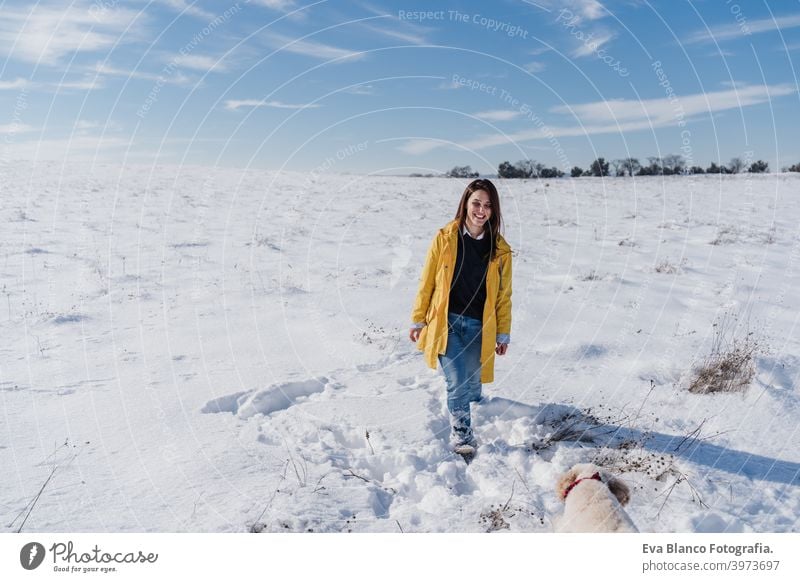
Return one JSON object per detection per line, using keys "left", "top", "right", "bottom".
{"left": 495, "top": 342, "right": 508, "bottom": 355}
{"left": 409, "top": 327, "right": 422, "bottom": 342}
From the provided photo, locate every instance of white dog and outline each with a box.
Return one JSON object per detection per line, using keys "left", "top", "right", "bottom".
{"left": 554, "top": 463, "right": 639, "bottom": 533}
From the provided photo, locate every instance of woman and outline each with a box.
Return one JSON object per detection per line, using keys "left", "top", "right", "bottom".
{"left": 409, "top": 178, "right": 512, "bottom": 454}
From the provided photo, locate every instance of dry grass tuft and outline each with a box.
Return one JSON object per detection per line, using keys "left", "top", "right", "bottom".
{"left": 479, "top": 505, "right": 511, "bottom": 532}
{"left": 689, "top": 338, "right": 757, "bottom": 394}
{"left": 710, "top": 225, "right": 740, "bottom": 245}
{"left": 581, "top": 270, "right": 603, "bottom": 281}
{"left": 654, "top": 258, "right": 687, "bottom": 274}
{"left": 688, "top": 315, "right": 760, "bottom": 394}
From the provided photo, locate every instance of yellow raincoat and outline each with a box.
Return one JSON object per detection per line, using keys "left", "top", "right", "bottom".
{"left": 411, "top": 219, "right": 512, "bottom": 383}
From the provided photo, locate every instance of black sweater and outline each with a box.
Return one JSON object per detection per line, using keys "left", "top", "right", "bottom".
{"left": 448, "top": 230, "right": 490, "bottom": 321}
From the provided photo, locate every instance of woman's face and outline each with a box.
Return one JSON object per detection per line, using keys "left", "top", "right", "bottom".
{"left": 465, "top": 189, "right": 492, "bottom": 231}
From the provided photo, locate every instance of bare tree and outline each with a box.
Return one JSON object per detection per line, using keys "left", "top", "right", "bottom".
{"left": 514, "top": 160, "right": 534, "bottom": 178}
{"left": 445, "top": 165, "right": 479, "bottom": 178}
{"left": 621, "top": 157, "right": 641, "bottom": 177}
{"left": 498, "top": 161, "right": 524, "bottom": 178}
{"left": 728, "top": 157, "right": 745, "bottom": 174}
{"left": 663, "top": 154, "right": 685, "bottom": 175}
{"left": 645, "top": 156, "right": 664, "bottom": 175}
{"left": 540, "top": 166, "right": 564, "bottom": 178}
{"left": 589, "top": 158, "right": 610, "bottom": 177}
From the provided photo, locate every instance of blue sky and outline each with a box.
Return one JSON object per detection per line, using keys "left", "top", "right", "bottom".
{"left": 1, "top": 0, "right": 799, "bottom": 173}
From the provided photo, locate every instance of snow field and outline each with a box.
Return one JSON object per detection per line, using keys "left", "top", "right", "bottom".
{"left": 2, "top": 163, "right": 798, "bottom": 532}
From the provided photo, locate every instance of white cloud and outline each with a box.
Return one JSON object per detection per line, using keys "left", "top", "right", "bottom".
{"left": 686, "top": 13, "right": 800, "bottom": 44}
{"left": 523, "top": 61, "right": 546, "bottom": 73}
{"left": 250, "top": 0, "right": 297, "bottom": 11}
{"left": 264, "top": 33, "right": 364, "bottom": 63}
{"left": 358, "top": 22, "right": 428, "bottom": 45}
{"left": 91, "top": 62, "right": 192, "bottom": 84}
{"left": 571, "top": 31, "right": 614, "bottom": 57}
{"left": 0, "top": 78, "right": 29, "bottom": 90}
{"left": 398, "top": 83, "right": 796, "bottom": 154}
{"left": 1, "top": 73, "right": 108, "bottom": 92}
{"left": 344, "top": 85, "right": 376, "bottom": 95}
{"left": 575, "top": 0, "right": 606, "bottom": 20}
{"left": 155, "top": 0, "right": 216, "bottom": 20}
{"left": 550, "top": 83, "right": 796, "bottom": 125}
{"left": 473, "top": 110, "right": 522, "bottom": 122}
{"left": 719, "top": 80, "right": 746, "bottom": 89}
{"left": 172, "top": 53, "right": 227, "bottom": 73}
{"left": 358, "top": 1, "right": 433, "bottom": 45}
{"left": 0, "top": 3, "right": 145, "bottom": 66}
{"left": 707, "top": 49, "right": 736, "bottom": 57}
{"left": 44, "top": 76, "right": 106, "bottom": 91}
{"left": 437, "top": 79, "right": 461, "bottom": 90}
{"left": 541, "top": 0, "right": 606, "bottom": 21}
{"left": 0, "top": 123, "right": 35, "bottom": 135}
{"left": 224, "top": 99, "right": 321, "bottom": 111}
{"left": 73, "top": 119, "right": 121, "bottom": 133}
{"left": 1, "top": 135, "right": 132, "bottom": 161}
{"left": 250, "top": 0, "right": 308, "bottom": 22}
{"left": 396, "top": 139, "right": 445, "bottom": 155}
{"left": 75, "top": 120, "right": 99, "bottom": 130}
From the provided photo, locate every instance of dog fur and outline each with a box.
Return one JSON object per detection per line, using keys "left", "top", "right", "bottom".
{"left": 554, "top": 463, "right": 639, "bottom": 533}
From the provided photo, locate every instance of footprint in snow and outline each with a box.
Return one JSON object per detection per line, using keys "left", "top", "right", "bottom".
{"left": 201, "top": 377, "right": 332, "bottom": 418}
{"left": 355, "top": 350, "right": 415, "bottom": 373}
{"left": 395, "top": 377, "right": 429, "bottom": 392}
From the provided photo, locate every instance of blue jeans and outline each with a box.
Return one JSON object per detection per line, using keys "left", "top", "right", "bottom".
{"left": 438, "top": 312, "right": 483, "bottom": 443}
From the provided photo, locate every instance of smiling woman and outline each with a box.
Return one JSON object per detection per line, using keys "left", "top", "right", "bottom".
{"left": 409, "top": 178, "right": 512, "bottom": 456}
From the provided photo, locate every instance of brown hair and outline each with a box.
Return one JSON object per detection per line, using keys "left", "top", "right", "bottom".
{"left": 454, "top": 178, "right": 503, "bottom": 260}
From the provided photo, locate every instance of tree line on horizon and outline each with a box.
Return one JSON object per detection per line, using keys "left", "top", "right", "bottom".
{"left": 426, "top": 156, "right": 800, "bottom": 179}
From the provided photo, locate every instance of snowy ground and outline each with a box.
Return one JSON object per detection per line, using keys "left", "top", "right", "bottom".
{"left": 2, "top": 163, "right": 799, "bottom": 533}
